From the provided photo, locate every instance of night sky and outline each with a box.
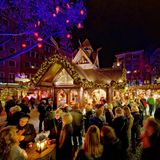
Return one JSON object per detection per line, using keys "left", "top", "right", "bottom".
{"left": 73, "top": 0, "right": 160, "bottom": 67}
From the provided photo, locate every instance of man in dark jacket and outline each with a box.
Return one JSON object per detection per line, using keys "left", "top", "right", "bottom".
{"left": 5, "top": 96, "right": 17, "bottom": 121}
{"left": 19, "top": 99, "right": 30, "bottom": 114}
{"left": 38, "top": 99, "right": 47, "bottom": 132}
{"left": 17, "top": 113, "right": 36, "bottom": 149}
{"left": 112, "top": 107, "right": 129, "bottom": 160}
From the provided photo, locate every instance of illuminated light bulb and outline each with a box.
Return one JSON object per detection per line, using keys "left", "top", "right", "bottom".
{"left": 66, "top": 34, "right": 71, "bottom": 39}
{"left": 38, "top": 43, "right": 42, "bottom": 48}
{"left": 34, "top": 32, "right": 39, "bottom": 37}
{"left": 56, "top": 6, "right": 60, "bottom": 14}
{"left": 52, "top": 13, "right": 56, "bottom": 17}
{"left": 80, "top": 10, "right": 84, "bottom": 15}
{"left": 66, "top": 19, "right": 70, "bottom": 24}
{"left": 37, "top": 37, "right": 43, "bottom": 41}
{"left": 22, "top": 43, "right": 26, "bottom": 48}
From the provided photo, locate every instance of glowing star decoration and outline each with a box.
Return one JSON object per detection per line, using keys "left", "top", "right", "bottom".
{"left": 0, "top": 0, "right": 87, "bottom": 62}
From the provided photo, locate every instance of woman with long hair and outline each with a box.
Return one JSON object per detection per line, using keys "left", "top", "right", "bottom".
{"left": 0, "top": 126, "right": 28, "bottom": 160}
{"left": 74, "top": 125, "right": 103, "bottom": 160}
{"left": 58, "top": 112, "right": 73, "bottom": 160}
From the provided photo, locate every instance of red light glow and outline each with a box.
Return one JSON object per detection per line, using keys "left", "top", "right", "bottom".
{"left": 56, "top": 6, "right": 60, "bottom": 14}
{"left": 66, "top": 34, "right": 71, "bottom": 39}
{"left": 34, "top": 32, "right": 39, "bottom": 37}
{"left": 37, "top": 37, "right": 43, "bottom": 41}
{"left": 80, "top": 10, "right": 84, "bottom": 15}
{"left": 77, "top": 23, "right": 83, "bottom": 29}
{"left": 22, "top": 43, "right": 26, "bottom": 48}
{"left": 66, "top": 19, "right": 70, "bottom": 23}
{"left": 38, "top": 43, "right": 42, "bottom": 48}
{"left": 53, "top": 13, "right": 56, "bottom": 17}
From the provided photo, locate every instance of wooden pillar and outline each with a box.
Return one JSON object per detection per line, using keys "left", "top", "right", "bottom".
{"left": 107, "top": 87, "right": 113, "bottom": 103}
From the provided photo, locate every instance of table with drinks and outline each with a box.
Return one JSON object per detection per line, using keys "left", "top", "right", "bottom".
{"left": 26, "top": 142, "right": 56, "bottom": 160}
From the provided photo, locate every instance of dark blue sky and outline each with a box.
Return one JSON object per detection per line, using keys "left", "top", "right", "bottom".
{"left": 73, "top": 0, "right": 160, "bottom": 67}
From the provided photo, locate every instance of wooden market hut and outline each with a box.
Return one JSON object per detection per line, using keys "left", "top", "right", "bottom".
{"left": 32, "top": 40, "right": 126, "bottom": 107}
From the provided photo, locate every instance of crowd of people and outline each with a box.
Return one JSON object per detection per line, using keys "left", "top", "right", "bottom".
{"left": 0, "top": 93, "right": 160, "bottom": 160}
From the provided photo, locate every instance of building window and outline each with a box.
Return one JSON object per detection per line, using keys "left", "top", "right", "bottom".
{"left": 9, "top": 60, "right": 16, "bottom": 67}
{"left": 25, "top": 62, "right": 30, "bottom": 67}
{"left": 26, "top": 52, "right": 30, "bottom": 57}
{"left": 31, "top": 51, "right": 35, "bottom": 58}
{"left": 8, "top": 73, "right": 15, "bottom": 82}
{"left": 0, "top": 46, "right": 3, "bottom": 51}
{"left": 36, "top": 64, "right": 39, "bottom": 68}
{"left": 30, "top": 63, "right": 35, "bottom": 69}
{"left": 133, "top": 55, "right": 140, "bottom": 59}
{"left": 0, "top": 61, "right": 5, "bottom": 66}
{"left": 41, "top": 56, "right": 45, "bottom": 60}
{"left": 0, "top": 72, "right": 5, "bottom": 82}
{"left": 2, "top": 18, "right": 9, "bottom": 26}
{"left": 35, "top": 52, "right": 39, "bottom": 59}
{"left": 9, "top": 48, "right": 16, "bottom": 54}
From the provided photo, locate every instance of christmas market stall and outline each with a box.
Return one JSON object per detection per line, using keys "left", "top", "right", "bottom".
{"left": 32, "top": 49, "right": 126, "bottom": 107}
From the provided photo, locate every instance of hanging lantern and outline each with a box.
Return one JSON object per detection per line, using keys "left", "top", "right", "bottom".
{"left": 35, "top": 131, "right": 50, "bottom": 153}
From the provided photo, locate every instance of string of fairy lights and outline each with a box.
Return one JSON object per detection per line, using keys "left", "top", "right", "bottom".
{"left": 32, "top": 54, "right": 127, "bottom": 89}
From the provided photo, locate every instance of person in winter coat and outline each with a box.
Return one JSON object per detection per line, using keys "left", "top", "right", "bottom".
{"left": 38, "top": 99, "right": 47, "bottom": 132}
{"left": 0, "top": 126, "right": 28, "bottom": 160}
{"left": 89, "top": 108, "right": 104, "bottom": 130}
{"left": 112, "top": 107, "right": 129, "bottom": 160}
{"left": 58, "top": 112, "right": 73, "bottom": 160}
{"left": 70, "top": 103, "right": 83, "bottom": 148}
{"left": 16, "top": 113, "right": 36, "bottom": 149}
{"left": 74, "top": 125, "right": 103, "bottom": 160}
{"left": 140, "top": 117, "right": 160, "bottom": 160}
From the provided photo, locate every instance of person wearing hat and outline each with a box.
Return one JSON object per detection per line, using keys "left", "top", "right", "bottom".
{"left": 16, "top": 113, "right": 36, "bottom": 149}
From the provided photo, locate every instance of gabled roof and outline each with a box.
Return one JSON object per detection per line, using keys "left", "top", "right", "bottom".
{"left": 32, "top": 54, "right": 126, "bottom": 89}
